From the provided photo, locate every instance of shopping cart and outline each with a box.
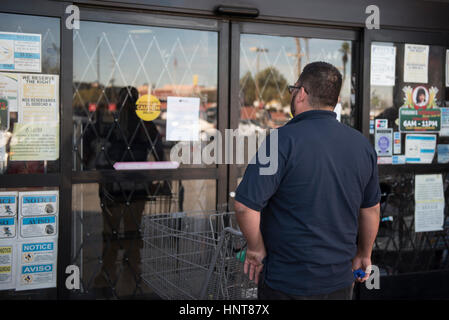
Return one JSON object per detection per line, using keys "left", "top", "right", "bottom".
{"left": 141, "top": 210, "right": 257, "bottom": 300}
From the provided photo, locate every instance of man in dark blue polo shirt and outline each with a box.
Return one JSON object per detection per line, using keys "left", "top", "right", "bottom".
{"left": 235, "top": 61, "right": 381, "bottom": 300}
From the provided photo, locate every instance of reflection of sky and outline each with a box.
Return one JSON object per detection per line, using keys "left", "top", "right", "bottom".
{"left": 240, "top": 34, "right": 352, "bottom": 103}
{"left": 73, "top": 21, "right": 353, "bottom": 107}
{"left": 74, "top": 21, "right": 218, "bottom": 88}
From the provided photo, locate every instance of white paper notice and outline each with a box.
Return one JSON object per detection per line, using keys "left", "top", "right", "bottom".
{"left": 0, "top": 32, "right": 41, "bottom": 73}
{"left": 415, "top": 174, "right": 445, "bottom": 232}
{"left": 15, "top": 237, "right": 57, "bottom": 291}
{"left": 166, "top": 96, "right": 200, "bottom": 141}
{"left": 18, "top": 74, "right": 59, "bottom": 123}
{"left": 0, "top": 241, "right": 15, "bottom": 290}
{"left": 404, "top": 44, "right": 429, "bottom": 83}
{"left": 371, "top": 45, "right": 396, "bottom": 86}
{"left": 405, "top": 134, "right": 436, "bottom": 164}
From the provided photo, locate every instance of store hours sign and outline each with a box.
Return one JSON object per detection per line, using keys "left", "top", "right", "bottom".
{"left": 399, "top": 86, "right": 441, "bottom": 132}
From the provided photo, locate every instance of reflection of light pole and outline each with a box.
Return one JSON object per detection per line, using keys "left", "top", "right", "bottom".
{"left": 250, "top": 47, "right": 268, "bottom": 104}
{"left": 287, "top": 38, "right": 304, "bottom": 79}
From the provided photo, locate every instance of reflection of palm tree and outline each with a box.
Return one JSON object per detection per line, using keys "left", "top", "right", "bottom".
{"left": 339, "top": 42, "right": 350, "bottom": 83}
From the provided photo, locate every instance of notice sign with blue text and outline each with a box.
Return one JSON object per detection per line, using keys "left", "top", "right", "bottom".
{"left": 19, "top": 191, "right": 58, "bottom": 216}
{"left": 19, "top": 216, "right": 57, "bottom": 239}
{"left": 0, "top": 192, "right": 17, "bottom": 216}
{"left": 0, "top": 192, "right": 17, "bottom": 240}
{"left": 0, "top": 32, "right": 41, "bottom": 73}
{"left": 19, "top": 191, "right": 58, "bottom": 239}
{"left": 16, "top": 237, "right": 57, "bottom": 291}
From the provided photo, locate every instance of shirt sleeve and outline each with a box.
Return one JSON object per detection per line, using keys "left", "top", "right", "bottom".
{"left": 361, "top": 148, "right": 381, "bottom": 208}
{"left": 235, "top": 131, "right": 287, "bottom": 212}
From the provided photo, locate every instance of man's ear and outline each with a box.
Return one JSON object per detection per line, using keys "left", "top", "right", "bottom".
{"left": 297, "top": 87, "right": 306, "bottom": 104}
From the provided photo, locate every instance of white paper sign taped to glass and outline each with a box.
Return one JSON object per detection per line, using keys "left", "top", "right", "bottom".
{"left": 0, "top": 73, "right": 18, "bottom": 114}
{"left": 405, "top": 134, "right": 436, "bottom": 164}
{"left": 414, "top": 174, "right": 445, "bottom": 232}
{"left": 166, "top": 96, "right": 200, "bottom": 141}
{"left": 18, "top": 74, "right": 58, "bottom": 123}
{"left": 0, "top": 32, "right": 41, "bottom": 73}
{"left": 0, "top": 242, "right": 15, "bottom": 290}
{"left": 0, "top": 192, "right": 17, "bottom": 216}
{"left": 19, "top": 191, "right": 58, "bottom": 216}
{"left": 375, "top": 128, "right": 393, "bottom": 156}
{"left": 9, "top": 122, "right": 59, "bottom": 161}
{"left": 0, "top": 217, "right": 16, "bottom": 239}
{"left": 371, "top": 45, "right": 396, "bottom": 86}
{"left": 20, "top": 216, "right": 57, "bottom": 238}
{"left": 404, "top": 44, "right": 429, "bottom": 84}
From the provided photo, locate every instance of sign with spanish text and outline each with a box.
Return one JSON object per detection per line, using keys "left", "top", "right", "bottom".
{"left": 404, "top": 44, "right": 428, "bottom": 83}
{"left": 18, "top": 74, "right": 58, "bottom": 123}
{"left": 15, "top": 237, "right": 57, "bottom": 291}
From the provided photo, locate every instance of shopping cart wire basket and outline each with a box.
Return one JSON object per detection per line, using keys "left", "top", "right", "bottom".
{"left": 141, "top": 210, "right": 258, "bottom": 300}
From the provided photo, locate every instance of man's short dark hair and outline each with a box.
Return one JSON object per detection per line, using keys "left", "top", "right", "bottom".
{"left": 298, "top": 61, "right": 342, "bottom": 108}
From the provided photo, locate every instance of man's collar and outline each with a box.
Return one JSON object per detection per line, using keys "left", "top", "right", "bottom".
{"left": 287, "top": 109, "right": 337, "bottom": 125}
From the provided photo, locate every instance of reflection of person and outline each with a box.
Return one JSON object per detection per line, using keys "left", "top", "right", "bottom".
{"left": 415, "top": 88, "right": 427, "bottom": 106}
{"left": 92, "top": 86, "right": 165, "bottom": 295}
{"left": 235, "top": 62, "right": 381, "bottom": 300}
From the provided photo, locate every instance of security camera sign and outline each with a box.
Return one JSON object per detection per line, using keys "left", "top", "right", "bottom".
{"left": 19, "top": 191, "right": 58, "bottom": 216}
{"left": 0, "top": 217, "right": 16, "bottom": 239}
{"left": 16, "top": 238, "right": 57, "bottom": 291}
{"left": 20, "top": 216, "right": 57, "bottom": 238}
{"left": 0, "top": 192, "right": 17, "bottom": 216}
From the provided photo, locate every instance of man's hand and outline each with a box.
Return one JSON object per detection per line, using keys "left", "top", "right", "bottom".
{"left": 244, "top": 246, "right": 266, "bottom": 284}
{"left": 234, "top": 200, "right": 266, "bottom": 284}
{"left": 352, "top": 254, "right": 371, "bottom": 283}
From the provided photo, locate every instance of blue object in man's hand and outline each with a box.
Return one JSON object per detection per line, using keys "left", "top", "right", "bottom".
{"left": 353, "top": 268, "right": 366, "bottom": 279}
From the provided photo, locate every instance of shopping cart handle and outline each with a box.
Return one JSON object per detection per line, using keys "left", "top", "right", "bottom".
{"left": 223, "top": 227, "right": 243, "bottom": 236}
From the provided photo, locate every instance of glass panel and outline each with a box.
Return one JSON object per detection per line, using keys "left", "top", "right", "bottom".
{"left": 238, "top": 34, "right": 354, "bottom": 175}
{"left": 370, "top": 42, "right": 447, "bottom": 157}
{"left": 0, "top": 13, "right": 60, "bottom": 174}
{"left": 370, "top": 42, "right": 449, "bottom": 275}
{"left": 73, "top": 21, "right": 218, "bottom": 171}
{"left": 71, "top": 179, "right": 216, "bottom": 299}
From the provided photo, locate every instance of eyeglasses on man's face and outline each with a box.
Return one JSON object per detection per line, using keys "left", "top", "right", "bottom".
{"left": 288, "top": 85, "right": 308, "bottom": 95}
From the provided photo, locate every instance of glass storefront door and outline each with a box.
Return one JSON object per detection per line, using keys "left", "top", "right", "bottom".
{"left": 69, "top": 8, "right": 227, "bottom": 299}
{"left": 228, "top": 22, "right": 360, "bottom": 204}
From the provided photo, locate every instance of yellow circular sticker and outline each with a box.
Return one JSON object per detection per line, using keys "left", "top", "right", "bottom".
{"left": 135, "top": 94, "right": 161, "bottom": 121}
